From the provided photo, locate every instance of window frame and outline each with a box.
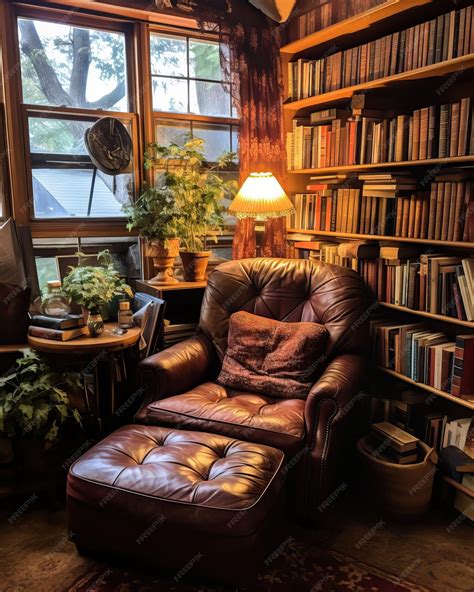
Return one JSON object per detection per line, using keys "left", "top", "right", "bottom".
{"left": 149, "top": 27, "right": 239, "bottom": 166}
{"left": 11, "top": 4, "right": 141, "bottom": 235}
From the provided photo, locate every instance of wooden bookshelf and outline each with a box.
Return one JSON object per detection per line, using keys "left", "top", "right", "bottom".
{"left": 287, "top": 229, "right": 474, "bottom": 249}
{"left": 443, "top": 476, "right": 474, "bottom": 498}
{"left": 377, "top": 367, "right": 474, "bottom": 410}
{"left": 280, "top": 0, "right": 432, "bottom": 56}
{"left": 378, "top": 302, "right": 474, "bottom": 329}
{"left": 284, "top": 2, "right": 474, "bottom": 423}
{"left": 288, "top": 156, "right": 474, "bottom": 175}
{"left": 284, "top": 54, "right": 474, "bottom": 112}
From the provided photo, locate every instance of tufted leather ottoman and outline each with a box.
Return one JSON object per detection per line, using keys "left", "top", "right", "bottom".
{"left": 67, "top": 425, "right": 285, "bottom": 584}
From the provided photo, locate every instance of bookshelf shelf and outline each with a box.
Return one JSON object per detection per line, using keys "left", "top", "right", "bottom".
{"left": 443, "top": 476, "right": 474, "bottom": 498}
{"left": 287, "top": 156, "right": 474, "bottom": 175}
{"left": 378, "top": 302, "right": 474, "bottom": 329}
{"left": 286, "top": 229, "right": 474, "bottom": 249}
{"left": 280, "top": 0, "right": 432, "bottom": 56}
{"left": 377, "top": 366, "right": 474, "bottom": 410}
{"left": 284, "top": 54, "right": 474, "bottom": 112}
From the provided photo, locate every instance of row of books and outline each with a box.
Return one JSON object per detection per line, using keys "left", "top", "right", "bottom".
{"left": 286, "top": 98, "right": 474, "bottom": 169}
{"left": 394, "top": 179, "right": 473, "bottom": 242}
{"left": 289, "top": 174, "right": 474, "bottom": 243}
{"left": 296, "top": 239, "right": 474, "bottom": 321}
{"left": 371, "top": 318, "right": 474, "bottom": 399}
{"left": 285, "top": 0, "right": 386, "bottom": 43}
{"left": 287, "top": 6, "right": 474, "bottom": 100}
{"left": 27, "top": 314, "right": 87, "bottom": 341}
{"left": 370, "top": 390, "right": 474, "bottom": 455}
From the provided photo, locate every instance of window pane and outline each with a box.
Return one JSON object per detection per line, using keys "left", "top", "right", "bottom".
{"left": 150, "top": 34, "right": 187, "bottom": 77}
{"left": 231, "top": 127, "right": 239, "bottom": 155}
{"left": 190, "top": 81, "right": 231, "bottom": 117}
{"left": 155, "top": 120, "right": 190, "bottom": 146}
{"left": 29, "top": 118, "right": 90, "bottom": 154}
{"left": 18, "top": 18, "right": 128, "bottom": 111}
{"left": 28, "top": 116, "right": 134, "bottom": 219}
{"left": 152, "top": 77, "right": 188, "bottom": 113}
{"left": 32, "top": 169, "right": 132, "bottom": 218}
{"left": 193, "top": 123, "right": 230, "bottom": 162}
{"left": 189, "top": 39, "right": 221, "bottom": 81}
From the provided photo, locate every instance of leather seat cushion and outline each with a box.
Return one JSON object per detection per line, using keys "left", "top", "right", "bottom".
{"left": 145, "top": 382, "right": 306, "bottom": 455}
{"left": 68, "top": 424, "right": 285, "bottom": 537}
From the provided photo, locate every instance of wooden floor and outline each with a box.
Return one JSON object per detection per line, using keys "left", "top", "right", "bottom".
{"left": 0, "top": 493, "right": 472, "bottom": 591}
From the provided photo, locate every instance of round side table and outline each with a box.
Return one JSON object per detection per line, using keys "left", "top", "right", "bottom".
{"left": 28, "top": 323, "right": 142, "bottom": 431}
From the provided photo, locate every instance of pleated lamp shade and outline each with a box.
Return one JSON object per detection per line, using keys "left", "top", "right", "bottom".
{"left": 228, "top": 172, "right": 295, "bottom": 220}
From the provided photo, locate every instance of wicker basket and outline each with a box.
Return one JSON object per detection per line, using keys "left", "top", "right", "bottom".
{"left": 357, "top": 436, "right": 438, "bottom": 516}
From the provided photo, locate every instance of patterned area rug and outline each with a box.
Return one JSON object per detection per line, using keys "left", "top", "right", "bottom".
{"left": 66, "top": 540, "right": 432, "bottom": 592}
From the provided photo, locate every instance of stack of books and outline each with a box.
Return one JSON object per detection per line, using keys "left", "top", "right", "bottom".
{"left": 287, "top": 6, "right": 473, "bottom": 100}
{"left": 369, "top": 421, "right": 420, "bottom": 464}
{"left": 28, "top": 314, "right": 88, "bottom": 341}
{"left": 286, "top": 98, "right": 474, "bottom": 169}
{"left": 370, "top": 318, "right": 474, "bottom": 399}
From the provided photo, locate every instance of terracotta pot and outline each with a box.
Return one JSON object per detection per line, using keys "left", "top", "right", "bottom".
{"left": 180, "top": 250, "right": 211, "bottom": 282}
{"left": 145, "top": 239, "right": 180, "bottom": 285}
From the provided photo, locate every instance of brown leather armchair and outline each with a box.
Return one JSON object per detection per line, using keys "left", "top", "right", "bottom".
{"left": 136, "top": 258, "right": 370, "bottom": 521}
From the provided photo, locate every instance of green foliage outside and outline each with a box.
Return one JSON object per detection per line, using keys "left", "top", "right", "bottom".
{"left": 0, "top": 349, "right": 82, "bottom": 443}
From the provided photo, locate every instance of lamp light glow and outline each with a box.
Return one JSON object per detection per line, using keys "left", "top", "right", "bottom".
{"left": 228, "top": 172, "right": 295, "bottom": 220}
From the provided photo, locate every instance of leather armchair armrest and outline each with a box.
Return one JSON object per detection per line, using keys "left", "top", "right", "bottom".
{"left": 298, "top": 353, "right": 366, "bottom": 519}
{"left": 138, "top": 334, "right": 216, "bottom": 405}
{"left": 305, "top": 353, "right": 366, "bottom": 438}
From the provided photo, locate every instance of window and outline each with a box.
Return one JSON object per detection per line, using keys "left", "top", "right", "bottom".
{"left": 17, "top": 16, "right": 137, "bottom": 220}
{"left": 150, "top": 32, "right": 239, "bottom": 163}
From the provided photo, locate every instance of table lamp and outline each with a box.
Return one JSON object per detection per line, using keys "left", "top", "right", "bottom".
{"left": 228, "top": 172, "right": 294, "bottom": 259}
{"left": 229, "top": 172, "right": 294, "bottom": 220}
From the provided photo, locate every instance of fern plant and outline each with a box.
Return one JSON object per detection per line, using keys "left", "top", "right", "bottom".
{"left": 0, "top": 349, "right": 82, "bottom": 443}
{"left": 62, "top": 250, "right": 133, "bottom": 314}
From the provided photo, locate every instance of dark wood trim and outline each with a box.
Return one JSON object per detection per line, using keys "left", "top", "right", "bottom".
{"left": 14, "top": 0, "right": 200, "bottom": 30}
{"left": 152, "top": 112, "right": 239, "bottom": 126}
{"left": 0, "top": 0, "right": 30, "bottom": 226}
{"left": 30, "top": 219, "right": 137, "bottom": 238}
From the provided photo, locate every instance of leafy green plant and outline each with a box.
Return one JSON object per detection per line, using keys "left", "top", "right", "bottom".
{"left": 145, "top": 137, "right": 238, "bottom": 252}
{"left": 123, "top": 186, "right": 180, "bottom": 242}
{"left": 0, "top": 349, "right": 82, "bottom": 443}
{"left": 62, "top": 250, "right": 133, "bottom": 314}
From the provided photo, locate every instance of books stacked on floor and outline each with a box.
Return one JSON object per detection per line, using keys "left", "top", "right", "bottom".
{"left": 369, "top": 421, "right": 420, "bottom": 464}
{"left": 28, "top": 314, "right": 88, "bottom": 341}
{"left": 286, "top": 98, "right": 474, "bottom": 168}
{"left": 285, "top": 0, "right": 385, "bottom": 43}
{"left": 163, "top": 320, "right": 197, "bottom": 347}
{"left": 287, "top": 6, "right": 473, "bottom": 101}
{"left": 370, "top": 318, "right": 474, "bottom": 400}
{"left": 289, "top": 174, "right": 473, "bottom": 242}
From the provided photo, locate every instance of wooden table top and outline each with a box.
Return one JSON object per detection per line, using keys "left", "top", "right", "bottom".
{"left": 27, "top": 323, "right": 141, "bottom": 354}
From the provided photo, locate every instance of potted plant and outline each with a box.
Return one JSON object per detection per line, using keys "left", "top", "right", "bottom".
{"left": 0, "top": 349, "right": 82, "bottom": 471}
{"left": 62, "top": 250, "right": 133, "bottom": 336}
{"left": 123, "top": 184, "right": 181, "bottom": 285}
{"left": 146, "top": 137, "right": 237, "bottom": 282}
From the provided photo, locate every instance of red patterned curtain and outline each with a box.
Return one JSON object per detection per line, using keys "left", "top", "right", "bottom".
{"left": 191, "top": 1, "right": 288, "bottom": 259}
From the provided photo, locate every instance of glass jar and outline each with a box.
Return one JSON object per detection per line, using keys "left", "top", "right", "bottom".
{"left": 42, "top": 280, "right": 71, "bottom": 317}
{"left": 118, "top": 300, "right": 134, "bottom": 329}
